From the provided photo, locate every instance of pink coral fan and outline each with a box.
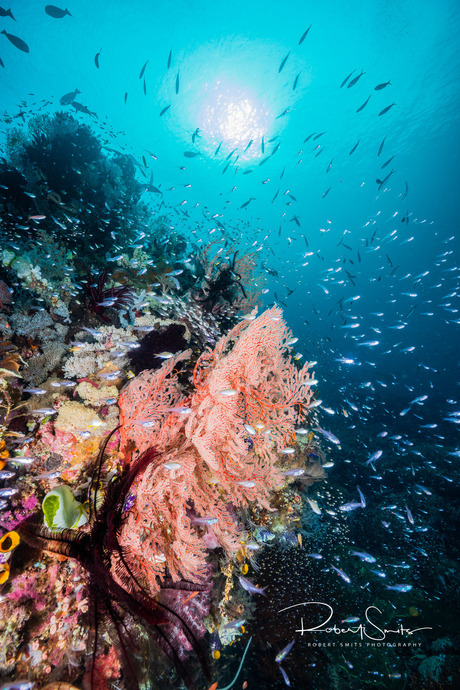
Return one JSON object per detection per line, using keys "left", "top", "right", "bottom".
{"left": 117, "top": 307, "right": 315, "bottom": 595}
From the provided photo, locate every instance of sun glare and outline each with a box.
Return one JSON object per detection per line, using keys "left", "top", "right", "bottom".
{"left": 199, "top": 82, "right": 271, "bottom": 160}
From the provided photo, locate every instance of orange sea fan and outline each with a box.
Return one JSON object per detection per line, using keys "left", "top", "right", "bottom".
{"left": 117, "top": 307, "right": 315, "bottom": 594}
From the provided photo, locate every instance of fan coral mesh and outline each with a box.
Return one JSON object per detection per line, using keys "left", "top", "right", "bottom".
{"left": 117, "top": 307, "right": 315, "bottom": 595}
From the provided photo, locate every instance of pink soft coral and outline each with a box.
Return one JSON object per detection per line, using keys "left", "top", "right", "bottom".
{"left": 117, "top": 307, "right": 315, "bottom": 594}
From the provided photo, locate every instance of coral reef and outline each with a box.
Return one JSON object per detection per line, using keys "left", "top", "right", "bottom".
{"left": 117, "top": 307, "right": 316, "bottom": 595}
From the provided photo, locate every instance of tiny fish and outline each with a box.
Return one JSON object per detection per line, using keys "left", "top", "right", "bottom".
{"left": 0, "top": 487, "right": 18, "bottom": 497}
{"left": 374, "top": 81, "right": 391, "bottom": 90}
{"left": 339, "top": 501, "right": 363, "bottom": 512}
{"left": 237, "top": 480, "right": 256, "bottom": 488}
{"left": 278, "top": 51, "right": 290, "bottom": 73}
{"left": 1, "top": 29, "right": 29, "bottom": 53}
{"left": 306, "top": 497, "right": 321, "bottom": 515}
{"left": 378, "top": 136, "right": 386, "bottom": 156}
{"left": 283, "top": 468, "right": 305, "bottom": 476}
{"left": 31, "top": 408, "right": 57, "bottom": 415}
{"left": 219, "top": 388, "right": 238, "bottom": 396}
{"left": 0, "top": 471, "right": 16, "bottom": 480}
{"left": 155, "top": 352, "right": 174, "bottom": 359}
{"left": 366, "top": 450, "right": 383, "bottom": 465}
{"left": 45, "top": 5, "right": 71, "bottom": 18}
{"left": 356, "top": 95, "right": 370, "bottom": 112}
{"left": 184, "top": 151, "right": 199, "bottom": 158}
{"left": 139, "top": 60, "right": 148, "bottom": 79}
{"left": 316, "top": 425, "right": 340, "bottom": 445}
{"left": 163, "top": 462, "right": 181, "bottom": 470}
{"left": 191, "top": 516, "right": 218, "bottom": 525}
{"left": 0, "top": 8, "right": 15, "bottom": 20}
{"left": 347, "top": 69, "right": 365, "bottom": 88}
{"left": 331, "top": 565, "right": 351, "bottom": 583}
{"left": 22, "top": 387, "right": 46, "bottom": 395}
{"left": 298, "top": 25, "right": 311, "bottom": 44}
{"left": 385, "top": 584, "right": 412, "bottom": 592}
{"left": 306, "top": 553, "right": 323, "bottom": 559}
{"left": 405, "top": 504, "right": 414, "bottom": 525}
{"left": 349, "top": 140, "right": 360, "bottom": 155}
{"left": 340, "top": 69, "right": 355, "bottom": 88}
{"left": 167, "top": 49, "right": 172, "bottom": 68}
{"left": 98, "top": 371, "right": 120, "bottom": 380}
{"left": 94, "top": 49, "right": 101, "bottom": 68}
{"left": 276, "top": 640, "right": 295, "bottom": 663}
{"left": 280, "top": 447, "right": 296, "bottom": 455}
{"left": 175, "top": 70, "right": 180, "bottom": 94}
{"left": 351, "top": 550, "right": 376, "bottom": 563}
{"left": 160, "top": 104, "right": 170, "bottom": 117}
{"left": 279, "top": 665, "right": 290, "bottom": 686}
{"left": 378, "top": 103, "right": 396, "bottom": 116}
{"left": 239, "top": 575, "right": 268, "bottom": 596}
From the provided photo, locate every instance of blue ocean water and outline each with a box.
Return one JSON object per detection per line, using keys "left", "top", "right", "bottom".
{"left": 0, "top": 0, "right": 459, "bottom": 688}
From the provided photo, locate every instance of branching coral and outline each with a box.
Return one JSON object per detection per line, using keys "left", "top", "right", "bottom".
{"left": 117, "top": 307, "right": 316, "bottom": 600}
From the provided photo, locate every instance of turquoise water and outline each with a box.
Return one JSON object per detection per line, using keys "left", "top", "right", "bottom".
{"left": 1, "top": 1, "right": 459, "bottom": 688}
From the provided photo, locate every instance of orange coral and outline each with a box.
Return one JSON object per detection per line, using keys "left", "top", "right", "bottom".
{"left": 117, "top": 307, "right": 315, "bottom": 594}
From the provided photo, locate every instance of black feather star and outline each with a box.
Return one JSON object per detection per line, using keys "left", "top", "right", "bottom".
{"left": 19, "top": 428, "right": 211, "bottom": 689}
{"left": 83, "top": 267, "right": 135, "bottom": 322}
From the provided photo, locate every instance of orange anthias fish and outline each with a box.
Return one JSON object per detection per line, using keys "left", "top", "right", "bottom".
{"left": 182, "top": 590, "right": 199, "bottom": 605}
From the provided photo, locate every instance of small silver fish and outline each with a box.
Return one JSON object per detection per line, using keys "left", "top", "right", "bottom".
{"left": 316, "top": 425, "right": 340, "bottom": 445}
{"left": 219, "top": 388, "right": 238, "bottom": 397}
{"left": 163, "top": 462, "right": 181, "bottom": 470}
{"left": 331, "top": 565, "right": 351, "bottom": 583}
{"left": 22, "top": 387, "right": 47, "bottom": 395}
{"left": 283, "top": 468, "right": 305, "bottom": 477}
{"left": 350, "top": 550, "right": 376, "bottom": 563}
{"left": 339, "top": 501, "right": 363, "bottom": 512}
{"left": 0, "top": 487, "right": 18, "bottom": 497}
{"left": 276, "top": 640, "right": 295, "bottom": 664}
{"left": 366, "top": 450, "right": 383, "bottom": 465}
{"left": 191, "top": 516, "right": 218, "bottom": 525}
{"left": 31, "top": 408, "right": 57, "bottom": 415}
{"left": 156, "top": 351, "right": 174, "bottom": 359}
{"left": 8, "top": 457, "right": 35, "bottom": 465}
{"left": 237, "top": 480, "right": 256, "bottom": 488}
{"left": 239, "top": 575, "right": 268, "bottom": 596}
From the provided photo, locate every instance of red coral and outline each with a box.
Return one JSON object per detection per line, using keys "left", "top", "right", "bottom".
{"left": 117, "top": 307, "right": 315, "bottom": 595}
{"left": 82, "top": 644, "right": 121, "bottom": 690}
